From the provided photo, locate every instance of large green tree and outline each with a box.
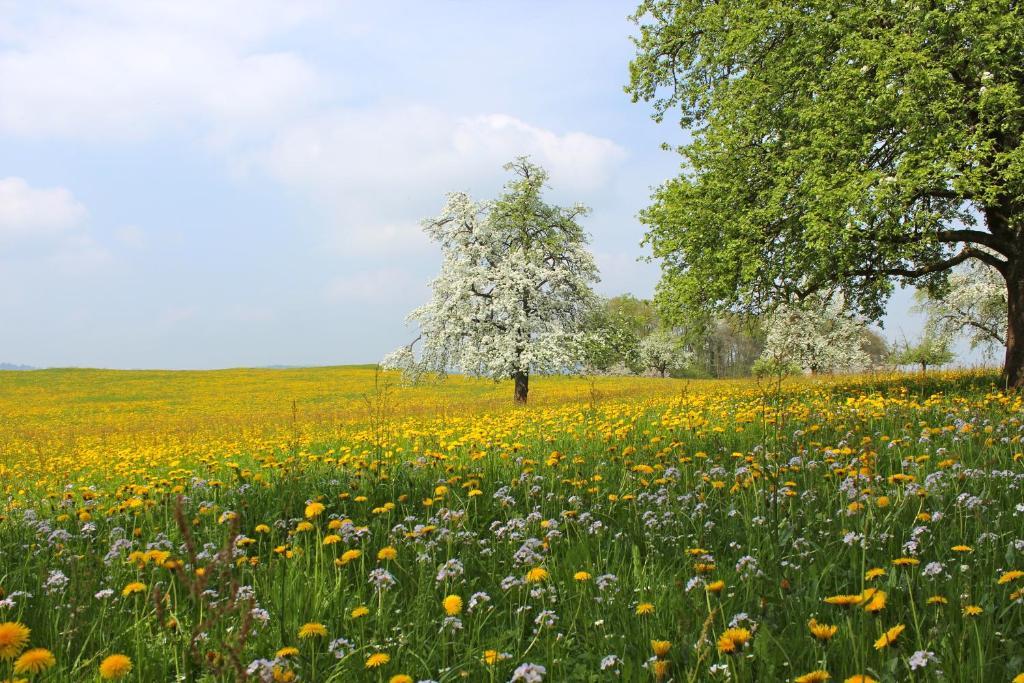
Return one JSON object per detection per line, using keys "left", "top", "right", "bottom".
{"left": 627, "top": 1, "right": 1024, "bottom": 385}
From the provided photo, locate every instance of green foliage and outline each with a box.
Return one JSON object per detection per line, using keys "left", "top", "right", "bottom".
{"left": 891, "top": 330, "right": 956, "bottom": 372}
{"left": 627, "top": 0, "right": 1022, "bottom": 331}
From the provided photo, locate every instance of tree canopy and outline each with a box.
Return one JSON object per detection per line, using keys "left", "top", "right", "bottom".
{"left": 383, "top": 158, "right": 598, "bottom": 403}
{"left": 627, "top": 0, "right": 1024, "bottom": 385}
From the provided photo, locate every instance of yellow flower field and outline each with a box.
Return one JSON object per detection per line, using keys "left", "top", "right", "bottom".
{"left": 0, "top": 367, "right": 1021, "bottom": 681}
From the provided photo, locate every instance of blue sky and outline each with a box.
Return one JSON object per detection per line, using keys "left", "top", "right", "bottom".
{"left": 0, "top": 0, "right": 943, "bottom": 369}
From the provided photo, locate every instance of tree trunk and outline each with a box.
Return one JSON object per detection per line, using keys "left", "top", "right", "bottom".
{"left": 1005, "top": 265, "right": 1024, "bottom": 388}
{"left": 920, "top": 361, "right": 927, "bottom": 374}
{"left": 513, "top": 371, "right": 529, "bottom": 403}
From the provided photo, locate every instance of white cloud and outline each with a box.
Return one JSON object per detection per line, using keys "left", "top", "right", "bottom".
{"left": 0, "top": 176, "right": 86, "bottom": 238}
{"left": 259, "top": 106, "right": 626, "bottom": 255}
{"left": 0, "top": 177, "right": 111, "bottom": 269}
{"left": 0, "top": 0, "right": 323, "bottom": 138}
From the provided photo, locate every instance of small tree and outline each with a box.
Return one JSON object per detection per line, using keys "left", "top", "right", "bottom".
{"left": 891, "top": 330, "right": 955, "bottom": 374}
{"left": 914, "top": 260, "right": 1007, "bottom": 358}
{"left": 757, "top": 294, "right": 869, "bottom": 375}
{"left": 580, "top": 294, "right": 661, "bottom": 374}
{"left": 383, "top": 158, "right": 598, "bottom": 403}
{"left": 638, "top": 329, "right": 689, "bottom": 377}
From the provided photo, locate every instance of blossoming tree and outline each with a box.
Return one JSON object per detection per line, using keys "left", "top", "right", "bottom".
{"left": 383, "top": 158, "right": 598, "bottom": 403}
{"left": 756, "top": 294, "right": 870, "bottom": 375}
{"left": 914, "top": 260, "right": 1007, "bottom": 357}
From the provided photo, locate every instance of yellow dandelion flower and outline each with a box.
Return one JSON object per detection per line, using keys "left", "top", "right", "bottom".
{"left": 717, "top": 627, "right": 751, "bottom": 654}
{"left": 927, "top": 595, "right": 948, "bottom": 605}
{"left": 350, "top": 606, "right": 370, "bottom": 618}
{"left": 843, "top": 677, "right": 878, "bottom": 683}
{"left": 951, "top": 545, "right": 973, "bottom": 553}
{"left": 121, "top": 581, "right": 146, "bottom": 597}
{"left": 873, "top": 623, "right": 905, "bottom": 650}
{"left": 390, "top": 676, "right": 414, "bottom": 683}
{"left": 276, "top": 647, "right": 300, "bottom": 658}
{"left": 443, "top": 595, "right": 463, "bottom": 616}
{"left": 365, "top": 653, "right": 390, "bottom": 669}
{"left": 863, "top": 590, "right": 887, "bottom": 613}
{"left": 13, "top": 648, "right": 56, "bottom": 675}
{"left": 99, "top": 654, "right": 133, "bottom": 679}
{"left": 635, "top": 602, "right": 655, "bottom": 616}
{"left": 377, "top": 546, "right": 398, "bottom": 561}
{"left": 794, "top": 671, "right": 830, "bottom": 683}
{"left": 997, "top": 569, "right": 1024, "bottom": 584}
{"left": 483, "top": 650, "right": 502, "bottom": 665}
{"left": 892, "top": 557, "right": 920, "bottom": 567}
{"left": 650, "top": 640, "right": 672, "bottom": 657}
{"left": 525, "top": 567, "right": 549, "bottom": 583}
{"left": 298, "top": 622, "right": 327, "bottom": 639}
{"left": 706, "top": 580, "right": 726, "bottom": 593}
{"left": 807, "top": 618, "right": 838, "bottom": 641}
{"left": 864, "top": 568, "right": 886, "bottom": 581}
{"left": 1013, "top": 674, "right": 1024, "bottom": 683}
{"left": 254, "top": 524, "right": 271, "bottom": 534}
{"left": 652, "top": 659, "right": 669, "bottom": 681}
{"left": 574, "top": 571, "right": 592, "bottom": 582}
{"left": 823, "top": 594, "right": 863, "bottom": 607}
{"left": 322, "top": 534, "right": 341, "bottom": 545}
{"left": 294, "top": 521, "right": 314, "bottom": 533}
{"left": 962, "top": 605, "right": 982, "bottom": 616}
{"left": 0, "top": 622, "right": 30, "bottom": 660}
{"left": 339, "top": 549, "right": 362, "bottom": 565}
{"left": 304, "top": 502, "right": 325, "bottom": 518}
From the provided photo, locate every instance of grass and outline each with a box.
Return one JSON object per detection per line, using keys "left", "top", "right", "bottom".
{"left": 0, "top": 367, "right": 1021, "bottom": 681}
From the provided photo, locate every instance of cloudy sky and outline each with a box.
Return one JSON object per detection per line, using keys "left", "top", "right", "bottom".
{"left": 1, "top": 0, "right": 937, "bottom": 369}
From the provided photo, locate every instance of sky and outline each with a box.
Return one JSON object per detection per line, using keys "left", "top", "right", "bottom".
{"left": 0, "top": 0, "right": 956, "bottom": 370}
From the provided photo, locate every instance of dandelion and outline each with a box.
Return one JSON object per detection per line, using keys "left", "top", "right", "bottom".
{"left": 525, "top": 567, "right": 549, "bottom": 583}
{"left": 351, "top": 606, "right": 370, "bottom": 618}
{"left": 304, "top": 501, "right": 325, "bottom": 518}
{"left": 0, "top": 622, "right": 30, "bottom": 659}
{"left": 13, "top": 648, "right": 56, "bottom": 675}
{"left": 389, "top": 676, "right": 414, "bottom": 683}
{"left": 873, "top": 623, "right": 905, "bottom": 650}
{"left": 635, "top": 602, "right": 655, "bottom": 615}
{"left": 862, "top": 590, "right": 886, "bottom": 613}
{"left": 843, "top": 677, "right": 878, "bottom": 683}
{"left": 276, "top": 647, "right": 300, "bottom": 658}
{"left": 997, "top": 569, "right": 1023, "bottom": 584}
{"left": 807, "top": 618, "right": 837, "bottom": 641}
{"left": 365, "top": 652, "right": 390, "bottom": 669}
{"left": 717, "top": 627, "right": 751, "bottom": 654}
{"left": 650, "top": 640, "right": 672, "bottom": 657}
{"left": 99, "top": 654, "right": 133, "bottom": 679}
{"left": 298, "top": 622, "right": 327, "bottom": 639}
{"left": 962, "top": 605, "right": 982, "bottom": 616}
{"left": 794, "top": 671, "right": 830, "bottom": 683}
{"left": 706, "top": 580, "right": 725, "bottom": 593}
{"left": 121, "top": 581, "right": 146, "bottom": 597}
{"left": 338, "top": 549, "right": 362, "bottom": 565}
{"left": 927, "top": 595, "right": 948, "bottom": 605}
{"left": 378, "top": 546, "right": 398, "bottom": 561}
{"left": 573, "top": 571, "right": 591, "bottom": 582}
{"left": 823, "top": 594, "right": 862, "bottom": 607}
{"left": 864, "top": 568, "right": 886, "bottom": 581}
{"left": 443, "top": 594, "right": 463, "bottom": 616}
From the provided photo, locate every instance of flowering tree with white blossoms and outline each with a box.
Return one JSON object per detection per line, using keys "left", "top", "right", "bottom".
{"left": 914, "top": 260, "right": 1007, "bottom": 357}
{"left": 756, "top": 293, "right": 870, "bottom": 375}
{"left": 637, "top": 329, "right": 690, "bottom": 377}
{"left": 383, "top": 158, "right": 598, "bottom": 403}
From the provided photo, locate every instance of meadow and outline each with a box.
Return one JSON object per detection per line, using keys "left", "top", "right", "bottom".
{"left": 0, "top": 367, "right": 1022, "bottom": 682}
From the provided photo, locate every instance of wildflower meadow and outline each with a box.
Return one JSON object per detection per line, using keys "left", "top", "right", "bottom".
{"left": 0, "top": 368, "right": 1022, "bottom": 682}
